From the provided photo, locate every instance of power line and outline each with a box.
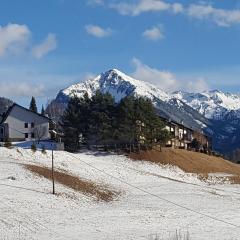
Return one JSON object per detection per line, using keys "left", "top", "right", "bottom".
{"left": 126, "top": 166, "right": 240, "bottom": 196}
{"left": 69, "top": 152, "right": 240, "bottom": 229}
{"left": 0, "top": 158, "right": 78, "bottom": 240}
{"left": 1, "top": 151, "right": 240, "bottom": 230}
{"left": 2, "top": 153, "right": 240, "bottom": 197}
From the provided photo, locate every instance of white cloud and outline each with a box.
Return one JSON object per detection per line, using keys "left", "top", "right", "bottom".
{"left": 85, "top": 24, "right": 112, "bottom": 38}
{"left": 110, "top": 0, "right": 184, "bottom": 16}
{"left": 185, "top": 78, "right": 209, "bottom": 93}
{"left": 87, "top": 0, "right": 104, "bottom": 5}
{"left": 106, "top": 1, "right": 240, "bottom": 27}
{"left": 0, "top": 23, "right": 31, "bottom": 57}
{"left": 0, "top": 82, "right": 45, "bottom": 97}
{"left": 172, "top": 3, "right": 184, "bottom": 14}
{"left": 187, "top": 4, "right": 240, "bottom": 27}
{"left": 132, "top": 58, "right": 178, "bottom": 91}
{"left": 32, "top": 33, "right": 57, "bottom": 59}
{"left": 0, "top": 65, "right": 95, "bottom": 100}
{"left": 131, "top": 58, "right": 209, "bottom": 92}
{"left": 143, "top": 26, "right": 164, "bottom": 41}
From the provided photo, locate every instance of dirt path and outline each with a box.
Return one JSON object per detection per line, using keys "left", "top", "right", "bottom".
{"left": 25, "top": 164, "right": 119, "bottom": 202}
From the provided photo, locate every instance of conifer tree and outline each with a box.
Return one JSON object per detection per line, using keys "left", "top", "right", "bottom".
{"left": 116, "top": 96, "right": 169, "bottom": 147}
{"left": 41, "top": 105, "right": 45, "bottom": 115}
{"left": 61, "top": 91, "right": 169, "bottom": 152}
{"left": 87, "top": 91, "right": 116, "bottom": 145}
{"left": 29, "top": 97, "right": 37, "bottom": 113}
{"left": 116, "top": 96, "right": 136, "bottom": 144}
{"left": 61, "top": 94, "right": 90, "bottom": 152}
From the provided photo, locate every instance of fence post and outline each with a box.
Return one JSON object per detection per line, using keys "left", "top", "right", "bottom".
{"left": 52, "top": 145, "right": 55, "bottom": 195}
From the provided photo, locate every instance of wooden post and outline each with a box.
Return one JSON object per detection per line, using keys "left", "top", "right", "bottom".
{"left": 52, "top": 147, "right": 55, "bottom": 195}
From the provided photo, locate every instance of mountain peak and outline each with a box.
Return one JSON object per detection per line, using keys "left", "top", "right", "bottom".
{"left": 106, "top": 68, "right": 124, "bottom": 75}
{"left": 100, "top": 68, "right": 140, "bottom": 86}
{"left": 58, "top": 68, "right": 170, "bottom": 103}
{"left": 173, "top": 89, "right": 240, "bottom": 119}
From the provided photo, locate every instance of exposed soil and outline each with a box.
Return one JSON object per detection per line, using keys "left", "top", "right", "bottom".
{"left": 129, "top": 148, "right": 240, "bottom": 184}
{"left": 25, "top": 164, "right": 119, "bottom": 202}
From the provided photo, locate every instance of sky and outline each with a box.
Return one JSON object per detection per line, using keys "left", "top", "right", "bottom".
{"left": 0, "top": 0, "right": 240, "bottom": 109}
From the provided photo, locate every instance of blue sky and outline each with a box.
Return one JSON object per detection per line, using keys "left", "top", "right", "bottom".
{"left": 0, "top": 0, "right": 240, "bottom": 109}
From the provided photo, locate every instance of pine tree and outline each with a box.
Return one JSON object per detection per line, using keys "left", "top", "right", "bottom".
{"left": 61, "top": 94, "right": 91, "bottom": 152}
{"left": 87, "top": 91, "right": 116, "bottom": 145}
{"left": 29, "top": 97, "right": 37, "bottom": 113}
{"left": 61, "top": 91, "right": 169, "bottom": 152}
{"left": 41, "top": 105, "right": 45, "bottom": 115}
{"left": 116, "top": 96, "right": 169, "bottom": 148}
{"left": 116, "top": 96, "right": 136, "bottom": 144}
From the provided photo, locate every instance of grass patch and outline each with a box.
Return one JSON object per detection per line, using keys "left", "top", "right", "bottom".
{"left": 25, "top": 164, "right": 119, "bottom": 202}
{"left": 130, "top": 148, "right": 240, "bottom": 184}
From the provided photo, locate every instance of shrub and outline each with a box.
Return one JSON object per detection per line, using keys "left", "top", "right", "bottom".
{"left": 31, "top": 142, "right": 37, "bottom": 152}
{"left": 41, "top": 145, "right": 46, "bottom": 154}
{"left": 4, "top": 139, "right": 12, "bottom": 149}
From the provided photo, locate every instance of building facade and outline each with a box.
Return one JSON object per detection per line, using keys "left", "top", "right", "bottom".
{"left": 0, "top": 104, "right": 50, "bottom": 142}
{"left": 163, "top": 120, "right": 193, "bottom": 149}
{"left": 161, "top": 117, "right": 212, "bottom": 150}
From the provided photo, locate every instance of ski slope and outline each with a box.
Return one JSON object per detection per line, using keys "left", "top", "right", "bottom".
{"left": 0, "top": 147, "right": 240, "bottom": 240}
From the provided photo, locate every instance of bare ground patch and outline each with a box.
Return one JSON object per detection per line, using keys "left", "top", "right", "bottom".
{"left": 25, "top": 164, "right": 119, "bottom": 202}
{"left": 129, "top": 148, "right": 240, "bottom": 184}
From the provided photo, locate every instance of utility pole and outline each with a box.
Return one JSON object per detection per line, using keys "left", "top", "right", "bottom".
{"left": 52, "top": 144, "right": 55, "bottom": 195}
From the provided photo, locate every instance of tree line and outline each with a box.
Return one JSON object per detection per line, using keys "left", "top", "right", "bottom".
{"left": 60, "top": 91, "right": 170, "bottom": 152}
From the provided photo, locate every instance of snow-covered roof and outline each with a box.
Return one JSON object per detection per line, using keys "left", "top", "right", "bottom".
{"left": 0, "top": 103, "right": 51, "bottom": 124}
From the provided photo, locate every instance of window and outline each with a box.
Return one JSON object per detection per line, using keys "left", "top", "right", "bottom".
{"left": 25, "top": 133, "right": 28, "bottom": 139}
{"left": 24, "top": 123, "right": 28, "bottom": 128}
{"left": 31, "top": 122, "right": 35, "bottom": 128}
{"left": 31, "top": 133, "right": 35, "bottom": 138}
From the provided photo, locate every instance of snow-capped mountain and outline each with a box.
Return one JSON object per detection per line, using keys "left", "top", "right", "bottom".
{"left": 55, "top": 69, "right": 210, "bottom": 132}
{"left": 51, "top": 68, "right": 240, "bottom": 157}
{"left": 172, "top": 90, "right": 240, "bottom": 120}
{"left": 57, "top": 69, "right": 170, "bottom": 103}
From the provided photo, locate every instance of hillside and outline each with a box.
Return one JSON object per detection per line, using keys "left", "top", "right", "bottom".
{"left": 0, "top": 148, "right": 240, "bottom": 240}
{"left": 1, "top": 147, "right": 240, "bottom": 239}
{"left": 130, "top": 148, "right": 240, "bottom": 183}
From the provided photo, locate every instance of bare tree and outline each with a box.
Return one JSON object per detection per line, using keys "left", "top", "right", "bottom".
{"left": 34, "top": 125, "right": 48, "bottom": 144}
{"left": 45, "top": 99, "right": 66, "bottom": 123}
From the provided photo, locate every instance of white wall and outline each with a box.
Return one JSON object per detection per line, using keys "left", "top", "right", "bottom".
{"left": 4, "top": 106, "right": 49, "bottom": 141}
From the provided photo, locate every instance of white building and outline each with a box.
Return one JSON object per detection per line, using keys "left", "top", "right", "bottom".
{"left": 0, "top": 104, "right": 50, "bottom": 142}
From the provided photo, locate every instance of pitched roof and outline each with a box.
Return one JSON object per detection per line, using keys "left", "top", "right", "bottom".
{"left": 0, "top": 103, "right": 51, "bottom": 124}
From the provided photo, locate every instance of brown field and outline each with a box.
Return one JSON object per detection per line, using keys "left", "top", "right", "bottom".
{"left": 25, "top": 164, "right": 119, "bottom": 202}
{"left": 129, "top": 148, "right": 240, "bottom": 184}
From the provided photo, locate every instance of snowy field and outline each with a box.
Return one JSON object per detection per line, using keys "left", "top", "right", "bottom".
{"left": 0, "top": 147, "right": 240, "bottom": 240}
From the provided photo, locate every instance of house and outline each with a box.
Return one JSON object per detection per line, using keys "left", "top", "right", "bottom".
{"left": 164, "top": 119, "right": 194, "bottom": 149}
{"left": 157, "top": 111, "right": 212, "bottom": 150}
{"left": 192, "top": 130, "right": 212, "bottom": 150}
{"left": 0, "top": 104, "right": 50, "bottom": 142}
